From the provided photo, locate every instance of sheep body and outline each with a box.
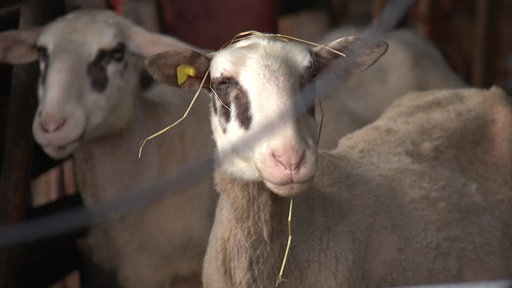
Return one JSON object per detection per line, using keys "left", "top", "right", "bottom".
{"left": 145, "top": 32, "right": 512, "bottom": 287}
{"left": 75, "top": 83, "right": 215, "bottom": 288}
{"left": 205, "top": 86, "right": 512, "bottom": 287}
{"left": 0, "top": 10, "right": 215, "bottom": 287}
{"left": 318, "top": 28, "right": 466, "bottom": 149}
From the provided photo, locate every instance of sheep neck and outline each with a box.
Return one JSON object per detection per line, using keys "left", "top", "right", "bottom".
{"left": 213, "top": 170, "right": 290, "bottom": 287}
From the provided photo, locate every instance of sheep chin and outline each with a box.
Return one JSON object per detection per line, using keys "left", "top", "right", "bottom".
{"left": 42, "top": 140, "right": 81, "bottom": 160}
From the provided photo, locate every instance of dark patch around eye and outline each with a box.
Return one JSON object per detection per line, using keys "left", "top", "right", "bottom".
{"left": 87, "top": 55, "right": 109, "bottom": 92}
{"left": 211, "top": 76, "right": 253, "bottom": 130}
{"left": 218, "top": 96, "right": 231, "bottom": 124}
{"left": 110, "top": 43, "right": 125, "bottom": 62}
{"left": 233, "top": 88, "right": 252, "bottom": 130}
{"left": 212, "top": 77, "right": 235, "bottom": 123}
{"left": 87, "top": 42, "right": 126, "bottom": 93}
{"left": 301, "top": 57, "right": 318, "bottom": 118}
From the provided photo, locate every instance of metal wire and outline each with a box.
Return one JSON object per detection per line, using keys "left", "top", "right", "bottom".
{"left": 3, "top": 3, "right": 511, "bottom": 287}
{"left": 392, "top": 280, "right": 512, "bottom": 288}
{"left": 0, "top": 0, "right": 412, "bottom": 249}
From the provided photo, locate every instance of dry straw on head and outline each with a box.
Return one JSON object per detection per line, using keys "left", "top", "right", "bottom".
{"left": 138, "top": 70, "right": 209, "bottom": 158}
{"left": 137, "top": 31, "right": 341, "bottom": 285}
{"left": 138, "top": 30, "right": 338, "bottom": 157}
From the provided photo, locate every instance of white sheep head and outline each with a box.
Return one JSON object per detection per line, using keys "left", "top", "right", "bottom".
{"left": 146, "top": 33, "right": 388, "bottom": 197}
{"left": 0, "top": 9, "right": 194, "bottom": 159}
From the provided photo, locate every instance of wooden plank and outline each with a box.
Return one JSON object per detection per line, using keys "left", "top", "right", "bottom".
{"left": 160, "top": 0, "right": 279, "bottom": 49}
{"left": 0, "top": 3, "right": 20, "bottom": 19}
{"left": 64, "top": 0, "right": 107, "bottom": 10}
{"left": 0, "top": 0, "right": 65, "bottom": 287}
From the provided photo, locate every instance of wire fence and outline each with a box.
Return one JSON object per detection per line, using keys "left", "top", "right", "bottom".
{"left": 392, "top": 280, "right": 512, "bottom": 288}
{"left": 1, "top": 1, "right": 511, "bottom": 288}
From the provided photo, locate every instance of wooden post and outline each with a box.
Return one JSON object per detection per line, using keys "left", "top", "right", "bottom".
{"left": 416, "top": 0, "right": 432, "bottom": 39}
{"left": 372, "top": 0, "right": 388, "bottom": 18}
{"left": 472, "top": 0, "right": 490, "bottom": 87}
{"left": 0, "top": 0, "right": 64, "bottom": 287}
{"left": 472, "top": 0, "right": 503, "bottom": 88}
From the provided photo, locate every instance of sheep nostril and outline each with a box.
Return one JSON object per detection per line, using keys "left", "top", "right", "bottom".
{"left": 272, "top": 150, "right": 306, "bottom": 174}
{"left": 40, "top": 117, "right": 66, "bottom": 133}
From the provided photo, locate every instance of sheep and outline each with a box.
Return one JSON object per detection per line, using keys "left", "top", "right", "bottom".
{"left": 145, "top": 33, "right": 512, "bottom": 288}
{"left": 0, "top": 9, "right": 216, "bottom": 288}
{"left": 317, "top": 28, "right": 467, "bottom": 149}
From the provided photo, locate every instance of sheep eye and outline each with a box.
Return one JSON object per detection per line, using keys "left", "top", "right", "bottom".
{"left": 94, "top": 43, "right": 126, "bottom": 68}
{"left": 211, "top": 77, "right": 237, "bottom": 107}
{"left": 109, "top": 43, "right": 125, "bottom": 62}
{"left": 88, "top": 44, "right": 125, "bottom": 92}
{"left": 213, "top": 77, "right": 233, "bottom": 89}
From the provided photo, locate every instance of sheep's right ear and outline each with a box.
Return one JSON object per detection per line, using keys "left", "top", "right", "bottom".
{"left": 0, "top": 27, "right": 42, "bottom": 64}
{"left": 313, "top": 36, "right": 388, "bottom": 81}
{"left": 145, "top": 49, "right": 211, "bottom": 90}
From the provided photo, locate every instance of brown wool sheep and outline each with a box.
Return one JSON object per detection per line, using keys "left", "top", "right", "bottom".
{"left": 318, "top": 28, "right": 467, "bottom": 149}
{"left": 146, "top": 32, "right": 512, "bottom": 288}
{"left": 0, "top": 9, "right": 216, "bottom": 288}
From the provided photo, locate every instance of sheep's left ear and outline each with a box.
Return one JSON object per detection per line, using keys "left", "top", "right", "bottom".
{"left": 313, "top": 36, "right": 388, "bottom": 80}
{"left": 0, "top": 27, "right": 42, "bottom": 64}
{"left": 145, "top": 49, "right": 211, "bottom": 90}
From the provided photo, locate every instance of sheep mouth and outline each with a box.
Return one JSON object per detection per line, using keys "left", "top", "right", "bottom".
{"left": 263, "top": 178, "right": 313, "bottom": 197}
{"left": 41, "top": 134, "right": 84, "bottom": 159}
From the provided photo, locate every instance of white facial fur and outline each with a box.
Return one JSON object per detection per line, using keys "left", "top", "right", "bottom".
{"left": 31, "top": 11, "right": 141, "bottom": 159}
{"left": 144, "top": 33, "right": 388, "bottom": 196}
{"left": 209, "top": 37, "right": 318, "bottom": 196}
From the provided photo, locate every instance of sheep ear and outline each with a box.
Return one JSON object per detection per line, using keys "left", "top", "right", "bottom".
{"left": 145, "top": 49, "right": 211, "bottom": 90}
{"left": 0, "top": 27, "right": 42, "bottom": 64}
{"left": 312, "top": 36, "right": 388, "bottom": 81}
{"left": 125, "top": 23, "right": 199, "bottom": 58}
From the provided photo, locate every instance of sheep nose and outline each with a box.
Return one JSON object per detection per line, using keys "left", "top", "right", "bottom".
{"left": 40, "top": 115, "right": 66, "bottom": 133}
{"left": 272, "top": 149, "right": 306, "bottom": 176}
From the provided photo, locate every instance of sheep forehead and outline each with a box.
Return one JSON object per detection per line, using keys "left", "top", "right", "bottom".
{"left": 38, "top": 10, "right": 123, "bottom": 59}
{"left": 211, "top": 36, "right": 313, "bottom": 82}
{"left": 209, "top": 37, "right": 314, "bottom": 128}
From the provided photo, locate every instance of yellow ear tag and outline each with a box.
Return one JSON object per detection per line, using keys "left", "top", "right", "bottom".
{"left": 176, "top": 64, "right": 197, "bottom": 85}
